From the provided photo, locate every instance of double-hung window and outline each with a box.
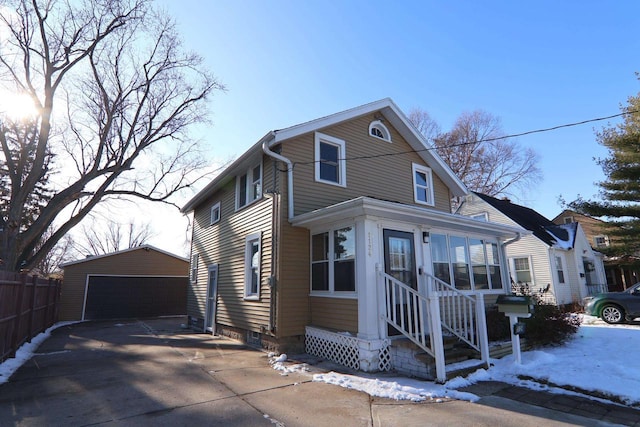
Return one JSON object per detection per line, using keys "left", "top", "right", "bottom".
{"left": 244, "top": 233, "right": 261, "bottom": 299}
{"left": 237, "top": 163, "right": 262, "bottom": 209}
{"left": 555, "top": 255, "right": 565, "bottom": 284}
{"left": 190, "top": 253, "right": 199, "bottom": 283}
{"left": 512, "top": 257, "right": 532, "bottom": 284}
{"left": 210, "top": 202, "right": 221, "bottom": 225}
{"left": 594, "top": 235, "right": 609, "bottom": 248}
{"left": 311, "top": 226, "right": 355, "bottom": 294}
{"left": 412, "top": 163, "right": 434, "bottom": 206}
{"left": 315, "top": 132, "right": 346, "bottom": 187}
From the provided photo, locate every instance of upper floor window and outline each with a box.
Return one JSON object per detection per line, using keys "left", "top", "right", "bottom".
{"left": 190, "top": 253, "right": 199, "bottom": 283}
{"left": 236, "top": 163, "right": 262, "bottom": 209}
{"left": 244, "top": 232, "right": 261, "bottom": 299}
{"left": 210, "top": 202, "right": 221, "bottom": 225}
{"left": 311, "top": 226, "right": 356, "bottom": 294}
{"left": 315, "top": 132, "right": 346, "bottom": 187}
{"left": 563, "top": 216, "right": 574, "bottom": 224}
{"left": 594, "top": 235, "right": 609, "bottom": 248}
{"left": 412, "top": 163, "right": 434, "bottom": 206}
{"left": 369, "top": 120, "right": 391, "bottom": 142}
{"left": 470, "top": 212, "right": 488, "bottom": 221}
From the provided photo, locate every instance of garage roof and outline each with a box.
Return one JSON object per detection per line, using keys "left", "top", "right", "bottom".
{"left": 60, "top": 245, "right": 188, "bottom": 268}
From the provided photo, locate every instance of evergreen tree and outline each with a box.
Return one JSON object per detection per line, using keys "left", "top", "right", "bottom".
{"left": 570, "top": 89, "right": 640, "bottom": 261}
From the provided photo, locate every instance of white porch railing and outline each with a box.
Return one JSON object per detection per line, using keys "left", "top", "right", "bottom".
{"left": 380, "top": 270, "right": 489, "bottom": 383}
{"left": 430, "top": 274, "right": 489, "bottom": 360}
{"left": 382, "top": 272, "right": 433, "bottom": 354}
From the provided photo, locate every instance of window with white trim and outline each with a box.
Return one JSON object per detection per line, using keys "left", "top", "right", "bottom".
{"left": 431, "top": 233, "right": 503, "bottom": 291}
{"left": 470, "top": 212, "right": 488, "bottom": 221}
{"left": 555, "top": 255, "right": 565, "bottom": 284}
{"left": 315, "top": 132, "right": 346, "bottom": 187}
{"left": 511, "top": 257, "right": 532, "bottom": 284}
{"left": 563, "top": 216, "right": 574, "bottom": 224}
{"left": 469, "top": 238, "right": 502, "bottom": 290}
{"left": 236, "top": 163, "right": 262, "bottom": 209}
{"left": 311, "top": 226, "right": 355, "bottom": 294}
{"left": 594, "top": 235, "right": 609, "bottom": 248}
{"left": 369, "top": 120, "right": 391, "bottom": 142}
{"left": 190, "top": 253, "right": 199, "bottom": 283}
{"left": 412, "top": 163, "right": 434, "bottom": 206}
{"left": 244, "top": 233, "right": 261, "bottom": 299}
{"left": 210, "top": 202, "right": 221, "bottom": 225}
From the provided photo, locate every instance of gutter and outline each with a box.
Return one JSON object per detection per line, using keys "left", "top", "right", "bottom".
{"left": 502, "top": 232, "right": 522, "bottom": 247}
{"left": 262, "top": 136, "right": 294, "bottom": 221}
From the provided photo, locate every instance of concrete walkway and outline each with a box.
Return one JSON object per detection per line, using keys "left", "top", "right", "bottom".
{"left": 0, "top": 317, "right": 636, "bottom": 426}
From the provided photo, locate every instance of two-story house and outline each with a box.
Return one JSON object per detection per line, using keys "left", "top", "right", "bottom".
{"left": 553, "top": 209, "right": 640, "bottom": 292}
{"left": 459, "top": 193, "right": 607, "bottom": 305}
{"left": 181, "top": 99, "right": 523, "bottom": 382}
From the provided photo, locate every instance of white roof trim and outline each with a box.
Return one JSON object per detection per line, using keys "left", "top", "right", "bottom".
{"left": 181, "top": 98, "right": 468, "bottom": 213}
{"left": 60, "top": 245, "right": 188, "bottom": 268}
{"left": 292, "top": 196, "right": 526, "bottom": 239}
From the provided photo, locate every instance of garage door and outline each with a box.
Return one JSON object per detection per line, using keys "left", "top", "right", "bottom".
{"left": 84, "top": 276, "right": 187, "bottom": 320}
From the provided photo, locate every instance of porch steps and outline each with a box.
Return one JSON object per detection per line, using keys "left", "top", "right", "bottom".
{"left": 391, "top": 336, "right": 486, "bottom": 381}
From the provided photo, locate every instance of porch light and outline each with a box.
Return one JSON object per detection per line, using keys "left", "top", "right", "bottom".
{"left": 422, "top": 231, "right": 430, "bottom": 243}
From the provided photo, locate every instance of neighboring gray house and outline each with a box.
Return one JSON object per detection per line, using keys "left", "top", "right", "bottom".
{"left": 458, "top": 192, "right": 607, "bottom": 305}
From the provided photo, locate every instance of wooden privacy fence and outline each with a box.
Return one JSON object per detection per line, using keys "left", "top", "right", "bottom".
{"left": 0, "top": 271, "right": 62, "bottom": 363}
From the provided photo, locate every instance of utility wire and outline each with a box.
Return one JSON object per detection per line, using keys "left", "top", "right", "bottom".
{"left": 290, "top": 109, "right": 640, "bottom": 169}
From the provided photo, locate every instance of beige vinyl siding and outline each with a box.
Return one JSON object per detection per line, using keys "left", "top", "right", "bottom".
{"left": 60, "top": 249, "right": 188, "bottom": 320}
{"left": 282, "top": 113, "right": 451, "bottom": 216}
{"left": 309, "top": 296, "right": 358, "bottom": 333}
{"left": 276, "top": 220, "right": 311, "bottom": 336}
{"left": 189, "top": 157, "right": 274, "bottom": 333}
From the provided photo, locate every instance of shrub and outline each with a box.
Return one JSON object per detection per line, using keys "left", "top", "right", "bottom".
{"left": 486, "top": 307, "right": 511, "bottom": 342}
{"left": 486, "top": 301, "right": 581, "bottom": 347}
{"left": 522, "top": 302, "right": 581, "bottom": 347}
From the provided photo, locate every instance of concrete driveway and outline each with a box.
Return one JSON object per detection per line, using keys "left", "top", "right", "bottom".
{"left": 0, "top": 317, "right": 625, "bottom": 426}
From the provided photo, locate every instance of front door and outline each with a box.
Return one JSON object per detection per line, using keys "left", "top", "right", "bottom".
{"left": 383, "top": 229, "right": 417, "bottom": 289}
{"left": 205, "top": 265, "right": 218, "bottom": 334}
{"left": 383, "top": 229, "right": 417, "bottom": 336}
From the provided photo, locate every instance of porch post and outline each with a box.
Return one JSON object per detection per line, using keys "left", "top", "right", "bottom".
{"left": 475, "top": 295, "right": 490, "bottom": 366}
{"left": 356, "top": 219, "right": 380, "bottom": 340}
{"left": 426, "top": 275, "right": 446, "bottom": 383}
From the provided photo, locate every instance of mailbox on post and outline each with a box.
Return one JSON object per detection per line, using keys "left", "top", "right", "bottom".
{"left": 496, "top": 295, "right": 534, "bottom": 316}
{"left": 496, "top": 294, "right": 535, "bottom": 364}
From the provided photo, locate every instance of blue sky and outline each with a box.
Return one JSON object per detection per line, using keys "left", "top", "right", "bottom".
{"left": 157, "top": 0, "right": 640, "bottom": 220}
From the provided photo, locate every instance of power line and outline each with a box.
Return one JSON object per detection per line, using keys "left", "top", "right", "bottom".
{"left": 290, "top": 109, "right": 639, "bottom": 168}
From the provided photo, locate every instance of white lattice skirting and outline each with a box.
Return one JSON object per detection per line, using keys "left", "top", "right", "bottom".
{"left": 305, "top": 326, "right": 391, "bottom": 372}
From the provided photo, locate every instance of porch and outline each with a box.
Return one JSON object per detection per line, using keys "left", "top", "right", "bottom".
{"left": 305, "top": 269, "right": 490, "bottom": 382}
{"left": 292, "top": 197, "right": 523, "bottom": 383}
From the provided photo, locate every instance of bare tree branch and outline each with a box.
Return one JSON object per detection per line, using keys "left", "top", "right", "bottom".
{"left": 409, "top": 107, "right": 542, "bottom": 201}
{"left": 0, "top": 0, "right": 224, "bottom": 270}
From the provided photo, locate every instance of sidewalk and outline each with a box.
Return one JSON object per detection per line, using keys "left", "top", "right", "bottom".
{"left": 0, "top": 317, "right": 637, "bottom": 426}
{"left": 459, "top": 381, "right": 640, "bottom": 427}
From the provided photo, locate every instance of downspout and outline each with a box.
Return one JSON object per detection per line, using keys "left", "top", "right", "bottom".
{"left": 501, "top": 232, "right": 522, "bottom": 292}
{"left": 262, "top": 136, "right": 294, "bottom": 336}
{"left": 262, "top": 138, "right": 294, "bottom": 221}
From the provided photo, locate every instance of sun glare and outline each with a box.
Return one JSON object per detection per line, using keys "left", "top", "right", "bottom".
{"left": 0, "top": 90, "right": 39, "bottom": 121}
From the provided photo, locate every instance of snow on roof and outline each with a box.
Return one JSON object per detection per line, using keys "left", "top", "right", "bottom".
{"left": 545, "top": 223, "right": 577, "bottom": 250}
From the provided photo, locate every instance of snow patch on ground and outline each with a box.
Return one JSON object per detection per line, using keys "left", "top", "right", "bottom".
{"left": 0, "top": 321, "right": 79, "bottom": 384}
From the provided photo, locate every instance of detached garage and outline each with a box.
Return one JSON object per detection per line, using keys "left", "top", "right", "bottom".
{"left": 60, "top": 245, "right": 189, "bottom": 321}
